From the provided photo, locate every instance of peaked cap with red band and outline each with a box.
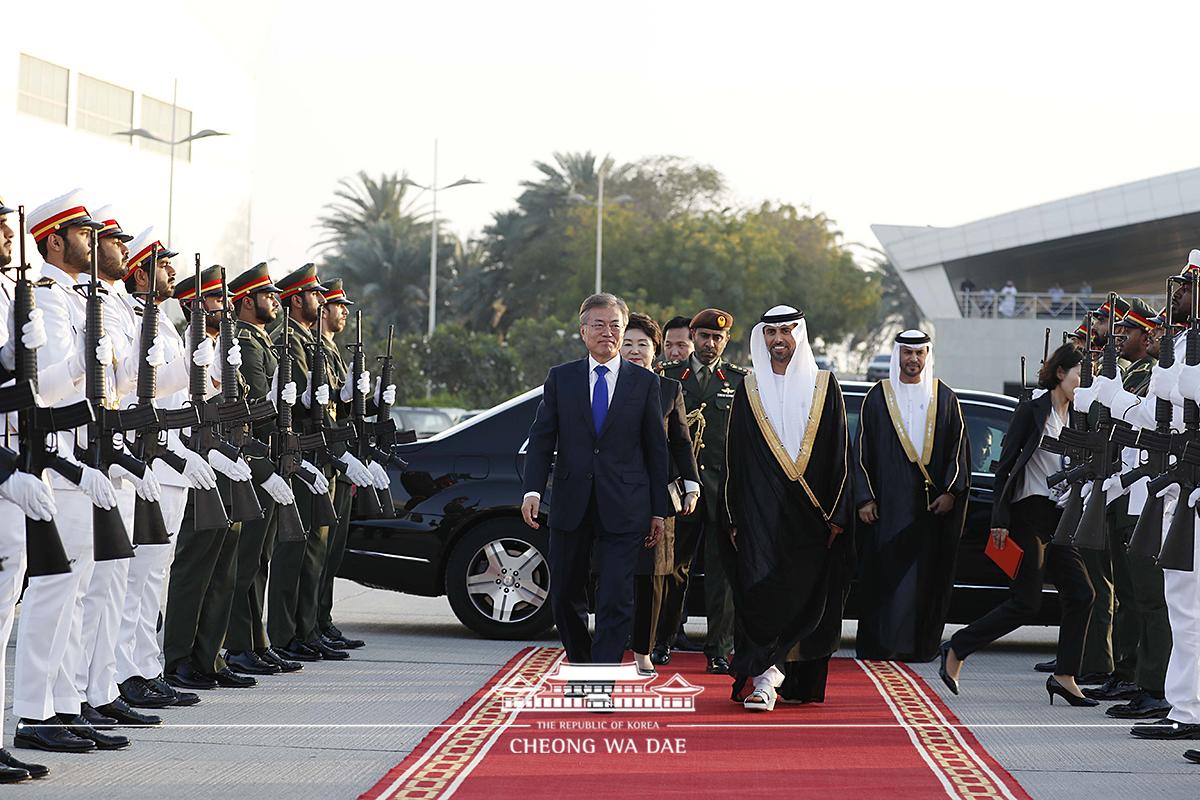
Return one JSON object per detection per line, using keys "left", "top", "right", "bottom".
{"left": 26, "top": 189, "right": 103, "bottom": 243}
{"left": 90, "top": 204, "right": 135, "bottom": 243}
{"left": 277, "top": 263, "right": 328, "bottom": 299}
{"left": 1091, "top": 295, "right": 1131, "bottom": 321}
{"left": 1115, "top": 297, "right": 1158, "bottom": 332}
{"left": 125, "top": 226, "right": 179, "bottom": 278}
{"left": 174, "top": 265, "right": 224, "bottom": 302}
{"left": 228, "top": 262, "right": 281, "bottom": 301}
{"left": 0, "top": 197, "right": 15, "bottom": 216}
{"left": 320, "top": 277, "right": 354, "bottom": 305}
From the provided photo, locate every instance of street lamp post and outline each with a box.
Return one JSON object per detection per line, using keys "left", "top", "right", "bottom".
{"left": 399, "top": 141, "right": 483, "bottom": 337}
{"left": 113, "top": 79, "right": 229, "bottom": 246}
{"left": 570, "top": 156, "right": 632, "bottom": 294}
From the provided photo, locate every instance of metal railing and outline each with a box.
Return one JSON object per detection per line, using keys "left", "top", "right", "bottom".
{"left": 957, "top": 291, "right": 1162, "bottom": 320}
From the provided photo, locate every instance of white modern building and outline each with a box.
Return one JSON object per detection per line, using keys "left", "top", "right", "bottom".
{"left": 1, "top": 8, "right": 259, "bottom": 270}
{"left": 873, "top": 169, "right": 1200, "bottom": 393}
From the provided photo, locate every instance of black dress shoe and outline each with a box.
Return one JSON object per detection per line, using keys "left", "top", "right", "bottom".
{"left": 1084, "top": 677, "right": 1142, "bottom": 701}
{"left": 80, "top": 702, "right": 118, "bottom": 729}
{"left": 0, "top": 764, "right": 28, "bottom": 783}
{"left": 938, "top": 642, "right": 960, "bottom": 696}
{"left": 320, "top": 634, "right": 352, "bottom": 650}
{"left": 209, "top": 667, "right": 256, "bottom": 688}
{"left": 258, "top": 647, "right": 303, "bottom": 672}
{"left": 226, "top": 649, "right": 280, "bottom": 675}
{"left": 97, "top": 698, "right": 161, "bottom": 725}
{"left": 1076, "top": 671, "right": 1111, "bottom": 686}
{"left": 58, "top": 715, "right": 131, "bottom": 750}
{"left": 706, "top": 656, "right": 730, "bottom": 674}
{"left": 13, "top": 718, "right": 96, "bottom": 753}
{"left": 1046, "top": 676, "right": 1099, "bottom": 707}
{"left": 1034, "top": 658, "right": 1057, "bottom": 673}
{"left": 1131, "top": 718, "right": 1200, "bottom": 739}
{"left": 0, "top": 749, "right": 47, "bottom": 779}
{"left": 309, "top": 639, "right": 350, "bottom": 660}
{"left": 1108, "top": 693, "right": 1173, "bottom": 719}
{"left": 650, "top": 644, "right": 671, "bottom": 666}
{"left": 277, "top": 639, "right": 321, "bottom": 662}
{"left": 148, "top": 676, "right": 201, "bottom": 706}
{"left": 324, "top": 625, "right": 365, "bottom": 649}
{"left": 118, "top": 675, "right": 176, "bottom": 708}
{"left": 1184, "top": 749, "right": 1200, "bottom": 764}
{"left": 166, "top": 662, "right": 219, "bottom": 690}
{"left": 672, "top": 633, "right": 705, "bottom": 653}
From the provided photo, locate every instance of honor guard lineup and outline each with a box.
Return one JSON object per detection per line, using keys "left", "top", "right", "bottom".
{"left": 0, "top": 191, "right": 399, "bottom": 783}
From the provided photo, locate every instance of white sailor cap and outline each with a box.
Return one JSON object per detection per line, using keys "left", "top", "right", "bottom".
{"left": 125, "top": 226, "right": 179, "bottom": 279}
{"left": 26, "top": 189, "right": 103, "bottom": 243}
{"left": 90, "top": 204, "right": 135, "bottom": 243}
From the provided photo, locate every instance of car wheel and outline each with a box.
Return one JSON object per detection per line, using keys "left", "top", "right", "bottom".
{"left": 445, "top": 518, "right": 554, "bottom": 640}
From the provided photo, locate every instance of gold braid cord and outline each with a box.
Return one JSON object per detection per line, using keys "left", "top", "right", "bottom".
{"left": 686, "top": 406, "right": 707, "bottom": 461}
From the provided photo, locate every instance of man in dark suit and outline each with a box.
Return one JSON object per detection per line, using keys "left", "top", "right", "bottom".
{"left": 521, "top": 293, "right": 669, "bottom": 666}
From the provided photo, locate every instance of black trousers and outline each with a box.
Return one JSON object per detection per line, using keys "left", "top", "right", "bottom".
{"left": 951, "top": 496, "right": 1095, "bottom": 676}
{"left": 632, "top": 575, "right": 666, "bottom": 655}
{"left": 548, "top": 498, "right": 642, "bottom": 665}
{"left": 225, "top": 480, "right": 275, "bottom": 653}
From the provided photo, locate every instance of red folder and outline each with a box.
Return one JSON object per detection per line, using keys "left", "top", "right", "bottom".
{"left": 985, "top": 535, "right": 1023, "bottom": 580}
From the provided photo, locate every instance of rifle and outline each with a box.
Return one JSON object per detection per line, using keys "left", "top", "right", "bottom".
{"left": 180, "top": 256, "right": 232, "bottom": 531}
{"left": 1153, "top": 272, "right": 1200, "bottom": 571}
{"left": 9, "top": 206, "right": 91, "bottom": 576}
{"left": 79, "top": 227, "right": 158, "bottom": 561}
{"left": 271, "top": 306, "right": 328, "bottom": 541}
{"left": 304, "top": 304, "right": 351, "bottom": 527}
{"left": 1116, "top": 278, "right": 1177, "bottom": 558}
{"left": 1071, "top": 294, "right": 1127, "bottom": 550}
{"left": 216, "top": 267, "right": 267, "bottom": 523}
{"left": 348, "top": 310, "right": 385, "bottom": 518}
{"left": 128, "top": 244, "right": 200, "bottom": 545}
{"left": 1042, "top": 313, "right": 1095, "bottom": 545}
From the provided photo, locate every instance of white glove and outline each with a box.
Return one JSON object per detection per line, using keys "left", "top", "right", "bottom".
{"left": 208, "top": 339, "right": 242, "bottom": 385}
{"left": 1157, "top": 483, "right": 1181, "bottom": 501}
{"left": 1093, "top": 375, "right": 1121, "bottom": 407}
{"left": 23, "top": 307, "right": 47, "bottom": 351}
{"left": 208, "top": 450, "right": 253, "bottom": 481}
{"left": 300, "top": 459, "right": 329, "bottom": 493}
{"left": 226, "top": 339, "right": 242, "bottom": 367}
{"left": 374, "top": 377, "right": 396, "bottom": 406}
{"left": 1150, "top": 365, "right": 1179, "bottom": 403}
{"left": 261, "top": 472, "right": 296, "bottom": 505}
{"left": 341, "top": 370, "right": 371, "bottom": 403}
{"left": 1189, "top": 487, "right": 1200, "bottom": 509}
{"left": 170, "top": 441, "right": 217, "bottom": 490}
{"left": 1072, "top": 384, "right": 1098, "bottom": 414}
{"left": 1179, "top": 363, "right": 1200, "bottom": 404}
{"left": 192, "top": 337, "right": 214, "bottom": 367}
{"left": 338, "top": 451, "right": 373, "bottom": 486}
{"left": 79, "top": 465, "right": 118, "bottom": 510}
{"left": 145, "top": 335, "right": 167, "bottom": 369}
{"left": 109, "top": 462, "right": 162, "bottom": 502}
{"left": 0, "top": 471, "right": 56, "bottom": 521}
{"left": 70, "top": 333, "right": 114, "bottom": 379}
{"left": 268, "top": 367, "right": 298, "bottom": 408}
{"left": 301, "top": 381, "right": 331, "bottom": 408}
{"left": 368, "top": 460, "right": 391, "bottom": 489}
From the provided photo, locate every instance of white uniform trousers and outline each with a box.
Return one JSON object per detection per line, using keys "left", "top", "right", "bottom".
{"left": 1163, "top": 508, "right": 1200, "bottom": 725}
{"left": 72, "top": 484, "right": 135, "bottom": 708}
{"left": 13, "top": 486, "right": 93, "bottom": 721}
{"left": 115, "top": 483, "right": 187, "bottom": 683}
{"left": 0, "top": 501, "right": 30, "bottom": 740}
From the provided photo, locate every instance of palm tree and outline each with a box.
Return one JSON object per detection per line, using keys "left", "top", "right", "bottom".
{"left": 315, "top": 171, "right": 426, "bottom": 252}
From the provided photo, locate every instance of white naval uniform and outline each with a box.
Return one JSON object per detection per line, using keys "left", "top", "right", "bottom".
{"left": 1110, "top": 330, "right": 1200, "bottom": 724}
{"left": 12, "top": 262, "right": 100, "bottom": 720}
{"left": 114, "top": 295, "right": 192, "bottom": 684}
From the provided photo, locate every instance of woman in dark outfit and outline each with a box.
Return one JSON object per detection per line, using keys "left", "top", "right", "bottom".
{"left": 941, "top": 343, "right": 1097, "bottom": 705}
{"left": 620, "top": 313, "right": 701, "bottom": 675}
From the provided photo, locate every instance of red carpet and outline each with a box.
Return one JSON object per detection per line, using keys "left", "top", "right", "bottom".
{"left": 361, "top": 648, "right": 1030, "bottom": 800}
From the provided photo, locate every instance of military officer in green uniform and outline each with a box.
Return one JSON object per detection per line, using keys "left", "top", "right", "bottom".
{"left": 1088, "top": 298, "right": 1173, "bottom": 720}
{"left": 222, "top": 264, "right": 305, "bottom": 675}
{"left": 163, "top": 266, "right": 256, "bottom": 690}
{"left": 652, "top": 308, "right": 746, "bottom": 673}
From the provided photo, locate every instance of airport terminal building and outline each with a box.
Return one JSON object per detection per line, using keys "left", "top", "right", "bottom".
{"left": 873, "top": 169, "right": 1200, "bottom": 394}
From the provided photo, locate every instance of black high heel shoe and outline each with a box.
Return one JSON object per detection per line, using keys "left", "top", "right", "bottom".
{"left": 938, "top": 642, "right": 959, "bottom": 696}
{"left": 1046, "top": 676, "right": 1099, "bottom": 707}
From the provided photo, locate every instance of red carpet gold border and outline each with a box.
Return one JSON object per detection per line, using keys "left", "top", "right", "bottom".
{"left": 859, "top": 659, "right": 1024, "bottom": 800}
{"left": 364, "top": 646, "right": 562, "bottom": 800}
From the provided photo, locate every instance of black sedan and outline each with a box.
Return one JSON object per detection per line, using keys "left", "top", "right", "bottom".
{"left": 340, "top": 381, "right": 1054, "bottom": 640}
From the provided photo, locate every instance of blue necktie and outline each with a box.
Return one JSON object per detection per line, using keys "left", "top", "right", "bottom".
{"left": 592, "top": 364, "right": 609, "bottom": 434}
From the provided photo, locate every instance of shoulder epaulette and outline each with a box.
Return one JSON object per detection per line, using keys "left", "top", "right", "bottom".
{"left": 722, "top": 363, "right": 749, "bottom": 375}
{"left": 35, "top": 277, "right": 55, "bottom": 288}
{"left": 661, "top": 360, "right": 686, "bottom": 375}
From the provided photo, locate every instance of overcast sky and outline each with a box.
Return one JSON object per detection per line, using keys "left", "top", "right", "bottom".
{"left": 188, "top": 0, "right": 1200, "bottom": 268}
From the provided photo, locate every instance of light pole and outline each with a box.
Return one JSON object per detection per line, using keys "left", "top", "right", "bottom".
{"left": 569, "top": 156, "right": 632, "bottom": 294}
{"left": 113, "top": 79, "right": 229, "bottom": 246}
{"left": 399, "top": 141, "right": 483, "bottom": 337}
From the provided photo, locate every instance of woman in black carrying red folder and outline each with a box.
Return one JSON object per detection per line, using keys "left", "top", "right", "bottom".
{"left": 939, "top": 343, "right": 1098, "bottom": 707}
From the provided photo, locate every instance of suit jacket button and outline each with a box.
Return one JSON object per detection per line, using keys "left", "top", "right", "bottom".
{"left": 700, "top": 465, "right": 706, "bottom": 471}
{"left": 594, "top": 448, "right": 600, "bottom": 454}
{"left": 586, "top": 472, "right": 593, "bottom": 479}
